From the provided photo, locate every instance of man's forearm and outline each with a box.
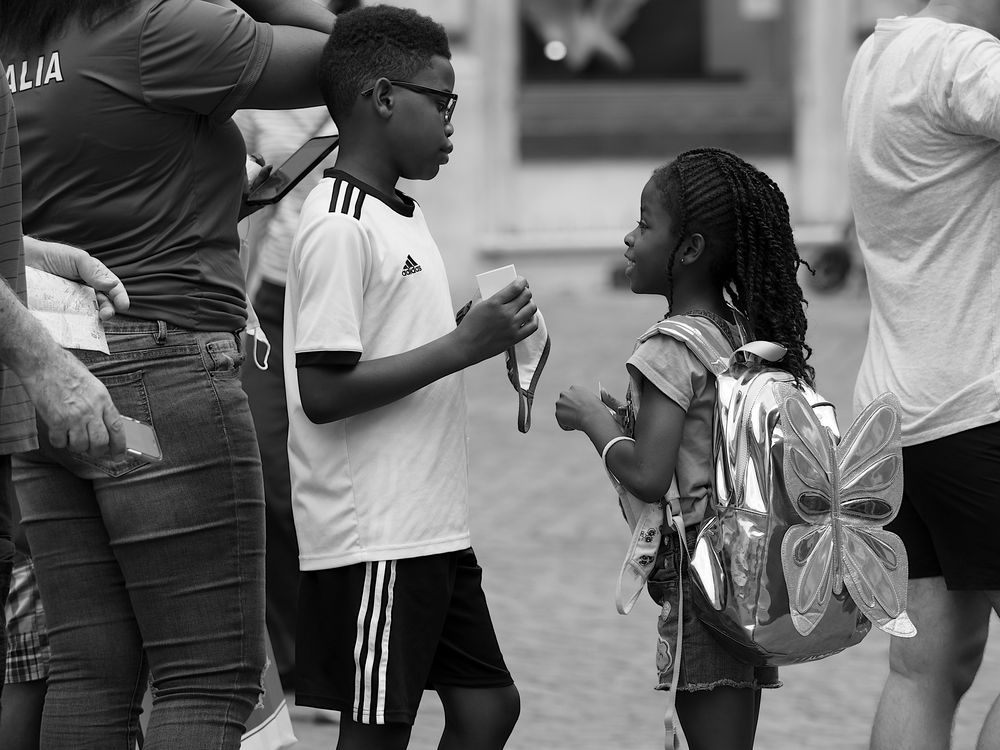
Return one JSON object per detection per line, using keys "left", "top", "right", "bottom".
{"left": 0, "top": 275, "right": 128, "bottom": 457}
{"left": 0, "top": 277, "right": 67, "bottom": 382}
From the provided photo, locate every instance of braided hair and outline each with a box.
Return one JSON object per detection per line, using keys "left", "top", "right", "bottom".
{"left": 652, "top": 147, "right": 815, "bottom": 385}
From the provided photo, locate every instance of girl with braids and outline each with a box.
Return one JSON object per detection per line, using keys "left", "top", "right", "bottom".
{"left": 556, "top": 147, "right": 813, "bottom": 750}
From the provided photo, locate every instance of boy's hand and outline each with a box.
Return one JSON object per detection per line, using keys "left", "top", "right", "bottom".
{"left": 454, "top": 277, "right": 538, "bottom": 363}
{"left": 555, "top": 385, "right": 608, "bottom": 433}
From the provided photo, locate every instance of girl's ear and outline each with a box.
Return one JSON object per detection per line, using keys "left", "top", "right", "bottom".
{"left": 678, "top": 232, "right": 706, "bottom": 265}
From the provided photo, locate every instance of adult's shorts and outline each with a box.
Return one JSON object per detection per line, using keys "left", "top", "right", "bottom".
{"left": 890, "top": 420, "right": 1000, "bottom": 590}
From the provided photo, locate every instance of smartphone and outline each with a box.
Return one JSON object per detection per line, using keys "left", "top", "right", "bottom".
{"left": 121, "top": 416, "right": 163, "bottom": 462}
{"left": 241, "top": 134, "right": 340, "bottom": 218}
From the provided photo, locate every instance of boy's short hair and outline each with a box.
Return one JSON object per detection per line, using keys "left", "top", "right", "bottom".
{"left": 319, "top": 5, "right": 451, "bottom": 125}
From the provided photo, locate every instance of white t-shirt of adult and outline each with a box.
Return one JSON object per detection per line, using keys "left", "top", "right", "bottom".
{"left": 284, "top": 169, "right": 470, "bottom": 570}
{"left": 843, "top": 16, "right": 1000, "bottom": 446}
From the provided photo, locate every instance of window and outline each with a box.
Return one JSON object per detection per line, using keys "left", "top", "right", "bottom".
{"left": 519, "top": 0, "right": 793, "bottom": 158}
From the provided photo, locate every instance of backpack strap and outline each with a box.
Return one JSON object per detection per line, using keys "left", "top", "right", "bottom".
{"left": 735, "top": 340, "right": 787, "bottom": 363}
{"left": 646, "top": 315, "right": 739, "bottom": 378}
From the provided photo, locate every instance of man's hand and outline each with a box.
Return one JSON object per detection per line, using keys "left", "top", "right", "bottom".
{"left": 20, "top": 347, "right": 126, "bottom": 458}
{"left": 23, "top": 237, "right": 129, "bottom": 320}
{"left": 2, "top": 239, "right": 127, "bottom": 456}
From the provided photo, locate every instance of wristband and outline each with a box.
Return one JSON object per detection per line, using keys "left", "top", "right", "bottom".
{"left": 601, "top": 435, "right": 634, "bottom": 469}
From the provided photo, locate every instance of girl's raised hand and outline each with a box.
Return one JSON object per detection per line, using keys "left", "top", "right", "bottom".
{"left": 599, "top": 383, "right": 627, "bottom": 428}
{"left": 555, "top": 385, "right": 610, "bottom": 433}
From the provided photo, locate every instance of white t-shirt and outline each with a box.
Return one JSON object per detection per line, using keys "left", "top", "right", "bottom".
{"left": 284, "top": 170, "right": 471, "bottom": 570}
{"left": 843, "top": 16, "right": 1000, "bottom": 446}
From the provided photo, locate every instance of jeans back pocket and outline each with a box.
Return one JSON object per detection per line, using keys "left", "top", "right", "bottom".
{"left": 204, "top": 335, "right": 245, "bottom": 379}
{"left": 73, "top": 370, "right": 154, "bottom": 478}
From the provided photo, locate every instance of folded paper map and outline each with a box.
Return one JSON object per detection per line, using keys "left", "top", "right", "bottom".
{"left": 26, "top": 267, "right": 109, "bottom": 353}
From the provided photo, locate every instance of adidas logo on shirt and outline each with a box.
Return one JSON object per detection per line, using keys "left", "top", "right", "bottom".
{"left": 401, "top": 255, "right": 422, "bottom": 276}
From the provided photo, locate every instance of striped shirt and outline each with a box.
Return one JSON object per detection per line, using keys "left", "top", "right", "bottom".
{"left": 0, "top": 68, "right": 37, "bottom": 455}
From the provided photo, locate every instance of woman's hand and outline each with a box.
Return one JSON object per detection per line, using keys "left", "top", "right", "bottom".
{"left": 23, "top": 237, "right": 129, "bottom": 321}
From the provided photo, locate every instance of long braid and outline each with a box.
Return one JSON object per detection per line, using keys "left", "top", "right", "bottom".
{"left": 653, "top": 148, "right": 814, "bottom": 385}
{"left": 658, "top": 148, "right": 732, "bottom": 305}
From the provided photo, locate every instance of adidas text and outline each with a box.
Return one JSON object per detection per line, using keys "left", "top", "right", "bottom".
{"left": 401, "top": 255, "right": 422, "bottom": 276}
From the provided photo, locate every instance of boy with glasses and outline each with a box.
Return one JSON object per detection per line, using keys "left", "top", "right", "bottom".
{"left": 282, "top": 6, "right": 536, "bottom": 749}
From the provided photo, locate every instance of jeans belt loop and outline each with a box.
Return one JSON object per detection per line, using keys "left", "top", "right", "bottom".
{"left": 155, "top": 320, "right": 167, "bottom": 345}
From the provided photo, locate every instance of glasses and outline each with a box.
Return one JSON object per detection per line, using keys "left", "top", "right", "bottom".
{"left": 361, "top": 80, "right": 458, "bottom": 123}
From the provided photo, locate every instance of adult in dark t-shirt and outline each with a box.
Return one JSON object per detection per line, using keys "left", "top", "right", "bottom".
{"left": 0, "top": 60, "right": 129, "bottom": 710}
{"left": 0, "top": 2, "right": 335, "bottom": 747}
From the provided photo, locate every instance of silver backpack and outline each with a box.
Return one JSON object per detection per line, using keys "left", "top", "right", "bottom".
{"left": 654, "top": 314, "right": 916, "bottom": 665}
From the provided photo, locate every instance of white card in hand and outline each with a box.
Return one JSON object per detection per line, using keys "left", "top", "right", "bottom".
{"left": 476, "top": 264, "right": 517, "bottom": 299}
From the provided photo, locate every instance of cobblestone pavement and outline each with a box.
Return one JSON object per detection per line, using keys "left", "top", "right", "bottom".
{"left": 286, "top": 271, "right": 999, "bottom": 750}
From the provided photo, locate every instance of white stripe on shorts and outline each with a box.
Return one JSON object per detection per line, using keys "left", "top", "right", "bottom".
{"left": 352, "top": 560, "right": 396, "bottom": 723}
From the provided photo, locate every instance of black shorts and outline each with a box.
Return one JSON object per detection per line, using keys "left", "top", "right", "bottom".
{"left": 889, "top": 420, "right": 1000, "bottom": 590}
{"left": 295, "top": 547, "right": 513, "bottom": 725}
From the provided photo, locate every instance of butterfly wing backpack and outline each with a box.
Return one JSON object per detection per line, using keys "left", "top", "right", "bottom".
{"left": 614, "top": 314, "right": 916, "bottom": 669}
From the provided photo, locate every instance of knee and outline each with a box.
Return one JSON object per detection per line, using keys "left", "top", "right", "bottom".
{"left": 242, "top": 648, "right": 271, "bottom": 707}
{"left": 219, "top": 666, "right": 269, "bottom": 731}
{"left": 156, "top": 646, "right": 268, "bottom": 706}
{"left": 474, "top": 684, "right": 520, "bottom": 736}
{"left": 441, "top": 683, "right": 520, "bottom": 741}
{"left": 889, "top": 619, "right": 989, "bottom": 699}
{"left": 497, "top": 684, "right": 520, "bottom": 734}
{"left": 481, "top": 684, "right": 520, "bottom": 744}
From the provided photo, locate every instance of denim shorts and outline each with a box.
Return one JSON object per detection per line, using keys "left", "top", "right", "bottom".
{"left": 649, "top": 525, "right": 781, "bottom": 692}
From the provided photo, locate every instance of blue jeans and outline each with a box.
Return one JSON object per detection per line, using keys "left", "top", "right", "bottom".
{"left": 13, "top": 316, "right": 266, "bottom": 750}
